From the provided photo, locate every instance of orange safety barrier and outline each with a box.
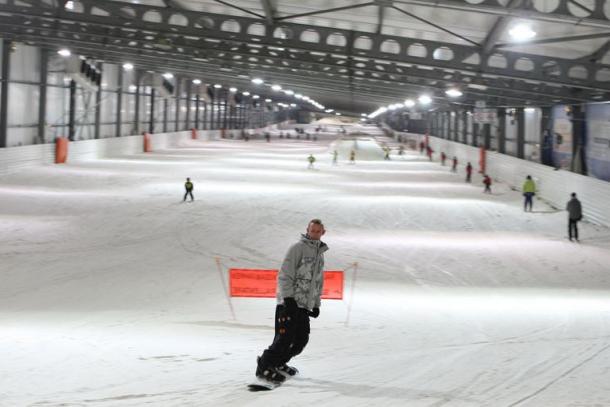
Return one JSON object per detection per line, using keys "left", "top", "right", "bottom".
{"left": 143, "top": 132, "right": 152, "bottom": 153}
{"left": 229, "top": 269, "right": 344, "bottom": 300}
{"left": 55, "top": 137, "right": 68, "bottom": 164}
{"left": 479, "top": 146, "right": 486, "bottom": 174}
{"left": 191, "top": 128, "right": 198, "bottom": 140}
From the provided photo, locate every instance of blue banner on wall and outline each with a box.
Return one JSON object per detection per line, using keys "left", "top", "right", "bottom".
{"left": 552, "top": 105, "right": 573, "bottom": 170}
{"left": 586, "top": 104, "right": 610, "bottom": 182}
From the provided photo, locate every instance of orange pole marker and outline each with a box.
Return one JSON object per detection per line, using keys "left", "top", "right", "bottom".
{"left": 143, "top": 132, "right": 152, "bottom": 153}
{"left": 55, "top": 137, "right": 69, "bottom": 164}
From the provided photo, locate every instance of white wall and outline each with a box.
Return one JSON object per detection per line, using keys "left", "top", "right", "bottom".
{"left": 427, "top": 135, "right": 610, "bottom": 227}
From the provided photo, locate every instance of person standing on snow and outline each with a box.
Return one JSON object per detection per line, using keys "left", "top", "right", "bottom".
{"left": 307, "top": 154, "right": 316, "bottom": 169}
{"left": 566, "top": 193, "right": 583, "bottom": 242}
{"left": 332, "top": 150, "right": 338, "bottom": 165}
{"left": 451, "top": 156, "right": 458, "bottom": 172}
{"left": 465, "top": 162, "right": 473, "bottom": 183}
{"left": 440, "top": 152, "right": 447, "bottom": 166}
{"left": 522, "top": 175, "right": 536, "bottom": 212}
{"left": 349, "top": 149, "right": 356, "bottom": 164}
{"left": 256, "top": 219, "right": 329, "bottom": 385}
{"left": 483, "top": 174, "right": 492, "bottom": 194}
{"left": 183, "top": 177, "right": 194, "bottom": 202}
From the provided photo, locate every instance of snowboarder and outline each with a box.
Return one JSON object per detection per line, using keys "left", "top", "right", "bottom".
{"left": 332, "top": 150, "right": 338, "bottom": 165}
{"left": 451, "top": 156, "right": 458, "bottom": 172}
{"left": 183, "top": 177, "right": 194, "bottom": 202}
{"left": 349, "top": 149, "right": 356, "bottom": 164}
{"left": 522, "top": 175, "right": 536, "bottom": 212}
{"left": 465, "top": 162, "right": 473, "bottom": 183}
{"left": 307, "top": 154, "right": 316, "bottom": 169}
{"left": 419, "top": 141, "right": 425, "bottom": 154}
{"left": 384, "top": 147, "right": 391, "bottom": 160}
{"left": 440, "top": 152, "right": 447, "bottom": 166}
{"left": 426, "top": 145, "right": 433, "bottom": 161}
{"left": 255, "top": 219, "right": 328, "bottom": 386}
{"left": 566, "top": 193, "right": 582, "bottom": 242}
{"left": 483, "top": 174, "right": 492, "bottom": 194}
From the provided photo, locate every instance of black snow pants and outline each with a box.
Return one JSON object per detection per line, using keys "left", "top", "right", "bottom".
{"left": 569, "top": 219, "right": 579, "bottom": 240}
{"left": 259, "top": 305, "right": 310, "bottom": 369}
{"left": 183, "top": 190, "right": 194, "bottom": 201}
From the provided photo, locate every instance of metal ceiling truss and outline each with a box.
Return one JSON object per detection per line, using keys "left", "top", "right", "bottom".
{"left": 392, "top": 0, "right": 610, "bottom": 29}
{"left": 0, "top": 12, "right": 591, "bottom": 109}
{"left": 1, "top": 0, "right": 609, "bottom": 111}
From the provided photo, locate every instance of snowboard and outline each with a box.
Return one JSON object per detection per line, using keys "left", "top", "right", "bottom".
{"left": 247, "top": 366, "right": 299, "bottom": 391}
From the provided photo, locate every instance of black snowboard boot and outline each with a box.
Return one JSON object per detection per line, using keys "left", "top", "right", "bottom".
{"left": 256, "top": 357, "right": 286, "bottom": 384}
{"left": 277, "top": 364, "right": 299, "bottom": 377}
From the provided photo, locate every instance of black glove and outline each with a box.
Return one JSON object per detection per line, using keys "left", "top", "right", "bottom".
{"left": 283, "top": 297, "right": 298, "bottom": 316}
{"left": 308, "top": 307, "right": 320, "bottom": 318}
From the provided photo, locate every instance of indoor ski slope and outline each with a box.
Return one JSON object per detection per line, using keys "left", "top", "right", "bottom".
{"left": 2, "top": 134, "right": 610, "bottom": 406}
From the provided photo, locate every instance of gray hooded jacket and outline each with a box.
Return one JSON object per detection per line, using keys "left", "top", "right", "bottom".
{"left": 276, "top": 234, "right": 329, "bottom": 311}
{"left": 566, "top": 197, "right": 582, "bottom": 220}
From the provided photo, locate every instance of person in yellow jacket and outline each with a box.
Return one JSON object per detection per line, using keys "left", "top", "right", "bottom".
{"left": 522, "top": 175, "right": 536, "bottom": 212}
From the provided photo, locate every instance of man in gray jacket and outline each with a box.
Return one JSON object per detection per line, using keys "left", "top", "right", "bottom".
{"left": 256, "top": 219, "right": 329, "bottom": 385}
{"left": 566, "top": 193, "right": 583, "bottom": 242}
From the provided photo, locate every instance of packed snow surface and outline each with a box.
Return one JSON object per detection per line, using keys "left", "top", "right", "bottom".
{"left": 2, "top": 134, "right": 610, "bottom": 406}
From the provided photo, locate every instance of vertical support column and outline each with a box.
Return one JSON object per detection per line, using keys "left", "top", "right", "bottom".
{"left": 483, "top": 123, "right": 491, "bottom": 150}
{"left": 68, "top": 79, "right": 77, "bottom": 141}
{"left": 516, "top": 107, "right": 525, "bottom": 159}
{"left": 452, "top": 111, "right": 459, "bottom": 141}
{"left": 223, "top": 92, "right": 229, "bottom": 129}
{"left": 203, "top": 100, "right": 208, "bottom": 130}
{"left": 38, "top": 49, "right": 48, "bottom": 144}
{"left": 440, "top": 112, "right": 446, "bottom": 139}
{"left": 216, "top": 91, "right": 222, "bottom": 129}
{"left": 571, "top": 104, "right": 586, "bottom": 174}
{"left": 540, "top": 106, "right": 552, "bottom": 165}
{"left": 149, "top": 88, "right": 155, "bottom": 134}
{"left": 134, "top": 71, "right": 141, "bottom": 135}
{"left": 94, "top": 64, "right": 103, "bottom": 139}
{"left": 497, "top": 108, "right": 506, "bottom": 154}
{"left": 472, "top": 121, "right": 479, "bottom": 147}
{"left": 163, "top": 98, "right": 168, "bottom": 133}
{"left": 195, "top": 94, "right": 200, "bottom": 129}
{"left": 210, "top": 95, "right": 215, "bottom": 130}
{"left": 115, "top": 65, "right": 123, "bottom": 137}
{"left": 174, "top": 78, "right": 181, "bottom": 132}
{"left": 0, "top": 39, "right": 11, "bottom": 147}
{"left": 185, "top": 82, "right": 191, "bottom": 130}
{"left": 462, "top": 110, "right": 468, "bottom": 144}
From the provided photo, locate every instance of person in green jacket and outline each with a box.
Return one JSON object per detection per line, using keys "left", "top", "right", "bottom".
{"left": 183, "top": 177, "right": 194, "bottom": 202}
{"left": 307, "top": 154, "right": 316, "bottom": 169}
{"left": 522, "top": 175, "right": 536, "bottom": 212}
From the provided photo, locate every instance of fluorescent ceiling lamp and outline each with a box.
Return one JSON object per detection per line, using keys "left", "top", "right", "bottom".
{"left": 229, "top": 87, "right": 237, "bottom": 92}
{"left": 214, "top": 84, "right": 222, "bottom": 89}
{"left": 361, "top": 113, "right": 367, "bottom": 117}
{"left": 64, "top": 0, "right": 74, "bottom": 10}
{"left": 418, "top": 95, "right": 432, "bottom": 105}
{"left": 162, "top": 73, "right": 173, "bottom": 79}
{"left": 251, "top": 78, "right": 264, "bottom": 85}
{"left": 295, "top": 94, "right": 303, "bottom": 99}
{"left": 284, "top": 90, "right": 294, "bottom": 95}
{"left": 445, "top": 89, "right": 463, "bottom": 98}
{"left": 192, "top": 79, "right": 202, "bottom": 85}
{"left": 242, "top": 91, "right": 251, "bottom": 96}
{"left": 271, "top": 85, "right": 282, "bottom": 91}
{"left": 302, "top": 96, "right": 310, "bottom": 101}
{"left": 252, "top": 95, "right": 260, "bottom": 99}
{"left": 335, "top": 112, "right": 341, "bottom": 116}
{"left": 524, "top": 107, "right": 536, "bottom": 113}
{"left": 509, "top": 24, "right": 536, "bottom": 41}
{"left": 325, "top": 109, "right": 334, "bottom": 113}
{"left": 404, "top": 99, "right": 415, "bottom": 107}
{"left": 265, "top": 98, "right": 272, "bottom": 103}
{"left": 290, "top": 103, "right": 297, "bottom": 107}
{"left": 57, "top": 48, "right": 71, "bottom": 57}
{"left": 122, "top": 63, "right": 134, "bottom": 71}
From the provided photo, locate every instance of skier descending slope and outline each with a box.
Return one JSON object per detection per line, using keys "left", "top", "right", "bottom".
{"left": 250, "top": 219, "right": 329, "bottom": 391}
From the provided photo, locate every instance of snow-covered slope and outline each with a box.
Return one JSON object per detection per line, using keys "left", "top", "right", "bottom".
{"left": 2, "top": 136, "right": 610, "bottom": 406}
